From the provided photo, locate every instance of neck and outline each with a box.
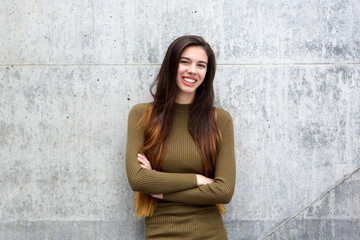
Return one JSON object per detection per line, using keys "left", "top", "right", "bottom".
{"left": 175, "top": 93, "right": 195, "bottom": 104}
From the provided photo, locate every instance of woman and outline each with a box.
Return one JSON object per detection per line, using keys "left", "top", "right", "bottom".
{"left": 126, "top": 35, "right": 236, "bottom": 239}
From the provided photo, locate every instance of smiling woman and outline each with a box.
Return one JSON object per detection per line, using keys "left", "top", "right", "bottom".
{"left": 125, "top": 35, "right": 236, "bottom": 240}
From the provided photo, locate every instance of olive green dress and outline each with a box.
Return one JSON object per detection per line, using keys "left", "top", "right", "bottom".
{"left": 126, "top": 103, "right": 236, "bottom": 240}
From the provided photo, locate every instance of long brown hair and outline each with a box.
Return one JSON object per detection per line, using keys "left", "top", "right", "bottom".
{"left": 135, "top": 35, "right": 224, "bottom": 218}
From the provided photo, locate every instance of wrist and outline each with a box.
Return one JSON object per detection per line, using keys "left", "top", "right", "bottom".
{"left": 196, "top": 174, "right": 203, "bottom": 186}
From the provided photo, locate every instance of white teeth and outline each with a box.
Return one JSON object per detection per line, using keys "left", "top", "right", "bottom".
{"left": 183, "top": 77, "right": 196, "bottom": 83}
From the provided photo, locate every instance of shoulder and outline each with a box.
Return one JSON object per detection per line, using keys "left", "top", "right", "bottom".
{"left": 215, "top": 107, "right": 232, "bottom": 122}
{"left": 128, "top": 102, "right": 152, "bottom": 119}
{"left": 130, "top": 102, "right": 152, "bottom": 114}
{"left": 214, "top": 107, "right": 233, "bottom": 129}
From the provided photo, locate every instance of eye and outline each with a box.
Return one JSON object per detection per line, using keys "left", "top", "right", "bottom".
{"left": 198, "top": 64, "right": 206, "bottom": 68}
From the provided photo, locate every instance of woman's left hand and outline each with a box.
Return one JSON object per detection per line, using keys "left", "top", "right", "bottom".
{"left": 137, "top": 154, "right": 152, "bottom": 170}
{"left": 151, "top": 194, "right": 163, "bottom": 199}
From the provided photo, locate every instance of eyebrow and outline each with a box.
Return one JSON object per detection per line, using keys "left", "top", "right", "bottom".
{"left": 180, "top": 57, "right": 208, "bottom": 65}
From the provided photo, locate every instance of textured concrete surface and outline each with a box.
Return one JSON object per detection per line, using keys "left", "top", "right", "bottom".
{"left": 265, "top": 167, "right": 360, "bottom": 240}
{"left": 1, "top": 0, "right": 359, "bottom": 239}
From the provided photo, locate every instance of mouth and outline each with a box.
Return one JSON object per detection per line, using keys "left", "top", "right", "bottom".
{"left": 182, "top": 77, "right": 197, "bottom": 86}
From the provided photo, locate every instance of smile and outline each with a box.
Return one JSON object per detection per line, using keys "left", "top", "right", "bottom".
{"left": 183, "top": 77, "right": 197, "bottom": 84}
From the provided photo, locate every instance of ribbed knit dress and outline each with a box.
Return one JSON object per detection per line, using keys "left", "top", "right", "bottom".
{"left": 126, "top": 103, "right": 236, "bottom": 240}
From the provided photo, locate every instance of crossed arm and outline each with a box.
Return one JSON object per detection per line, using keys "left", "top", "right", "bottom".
{"left": 136, "top": 154, "right": 214, "bottom": 199}
{"left": 125, "top": 104, "right": 236, "bottom": 205}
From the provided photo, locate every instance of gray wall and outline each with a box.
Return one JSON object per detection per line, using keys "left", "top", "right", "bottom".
{"left": 1, "top": 0, "right": 359, "bottom": 239}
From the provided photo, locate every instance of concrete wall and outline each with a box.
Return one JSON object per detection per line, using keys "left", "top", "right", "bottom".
{"left": 1, "top": 0, "right": 359, "bottom": 239}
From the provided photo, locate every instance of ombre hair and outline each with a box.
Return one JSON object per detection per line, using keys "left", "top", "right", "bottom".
{"left": 135, "top": 35, "right": 224, "bottom": 218}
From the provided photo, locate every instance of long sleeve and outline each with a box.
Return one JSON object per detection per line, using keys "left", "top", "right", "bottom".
{"left": 125, "top": 103, "right": 198, "bottom": 194}
{"left": 162, "top": 109, "right": 236, "bottom": 205}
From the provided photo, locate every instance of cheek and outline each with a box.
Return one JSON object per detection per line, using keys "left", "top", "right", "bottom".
{"left": 200, "top": 69, "right": 207, "bottom": 80}
{"left": 177, "top": 65, "right": 186, "bottom": 74}
{"left": 176, "top": 69, "right": 183, "bottom": 80}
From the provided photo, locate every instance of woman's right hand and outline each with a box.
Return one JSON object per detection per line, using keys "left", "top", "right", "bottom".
{"left": 196, "top": 174, "right": 214, "bottom": 186}
{"left": 137, "top": 154, "right": 152, "bottom": 170}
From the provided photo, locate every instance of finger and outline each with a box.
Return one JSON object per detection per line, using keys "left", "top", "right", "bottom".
{"left": 137, "top": 154, "right": 146, "bottom": 159}
{"left": 138, "top": 154, "right": 149, "bottom": 162}
{"left": 137, "top": 155, "right": 147, "bottom": 162}
{"left": 151, "top": 194, "right": 162, "bottom": 199}
{"left": 137, "top": 156, "right": 146, "bottom": 163}
{"left": 138, "top": 156, "right": 150, "bottom": 165}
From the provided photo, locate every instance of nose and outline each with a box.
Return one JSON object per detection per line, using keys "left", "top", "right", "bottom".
{"left": 187, "top": 63, "right": 196, "bottom": 74}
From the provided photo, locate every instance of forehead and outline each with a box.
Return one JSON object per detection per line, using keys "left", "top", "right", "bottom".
{"left": 181, "top": 46, "right": 208, "bottom": 62}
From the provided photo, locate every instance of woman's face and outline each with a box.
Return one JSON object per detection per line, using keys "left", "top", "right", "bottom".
{"left": 175, "top": 46, "right": 208, "bottom": 103}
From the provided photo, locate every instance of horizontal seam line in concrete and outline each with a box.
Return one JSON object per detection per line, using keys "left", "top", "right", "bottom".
{"left": 0, "top": 220, "right": 128, "bottom": 223}
{"left": 2, "top": 217, "right": 359, "bottom": 224}
{"left": 0, "top": 63, "right": 360, "bottom": 67}
{"left": 260, "top": 164, "right": 360, "bottom": 240}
